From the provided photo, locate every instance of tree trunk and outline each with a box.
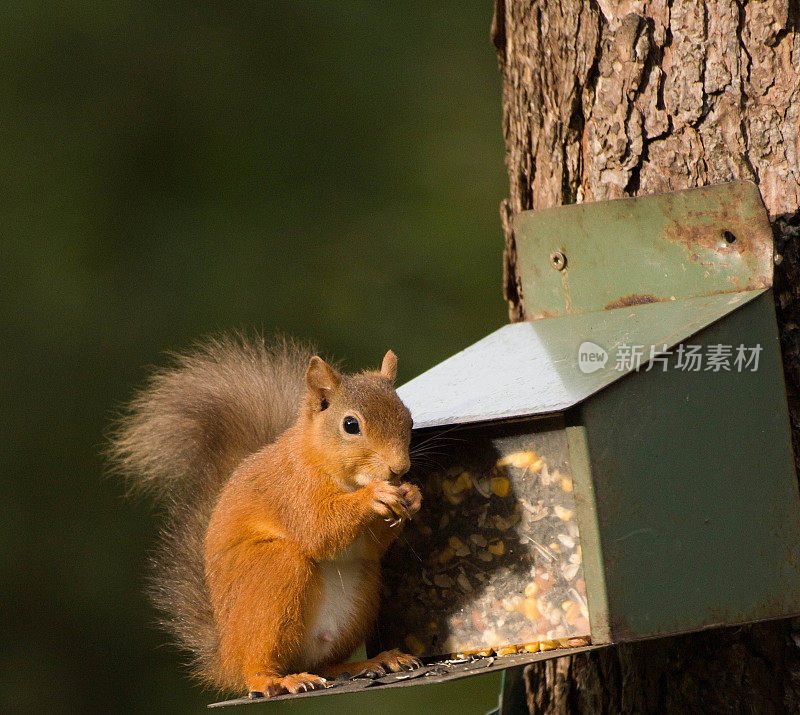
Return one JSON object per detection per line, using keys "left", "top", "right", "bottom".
{"left": 492, "top": 0, "right": 800, "bottom": 711}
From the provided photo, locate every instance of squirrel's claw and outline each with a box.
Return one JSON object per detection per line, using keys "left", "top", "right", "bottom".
{"left": 355, "top": 666, "right": 384, "bottom": 679}
{"left": 406, "top": 656, "right": 423, "bottom": 669}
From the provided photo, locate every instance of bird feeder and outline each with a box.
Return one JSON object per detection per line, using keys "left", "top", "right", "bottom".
{"left": 377, "top": 180, "right": 800, "bottom": 657}
{"left": 211, "top": 182, "right": 800, "bottom": 708}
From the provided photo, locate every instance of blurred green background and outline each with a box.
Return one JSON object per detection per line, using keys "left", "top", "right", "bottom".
{"left": 1, "top": 2, "right": 507, "bottom": 712}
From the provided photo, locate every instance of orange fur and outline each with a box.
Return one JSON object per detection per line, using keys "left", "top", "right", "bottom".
{"left": 109, "top": 334, "right": 421, "bottom": 696}
{"left": 205, "top": 360, "right": 421, "bottom": 694}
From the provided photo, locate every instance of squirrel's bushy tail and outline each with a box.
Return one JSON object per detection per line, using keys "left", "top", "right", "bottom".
{"left": 107, "top": 334, "right": 313, "bottom": 683}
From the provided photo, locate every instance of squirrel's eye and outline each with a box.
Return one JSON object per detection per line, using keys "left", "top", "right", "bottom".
{"left": 342, "top": 415, "right": 361, "bottom": 435}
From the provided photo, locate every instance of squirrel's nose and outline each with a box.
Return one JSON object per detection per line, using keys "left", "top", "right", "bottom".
{"left": 388, "top": 453, "right": 410, "bottom": 477}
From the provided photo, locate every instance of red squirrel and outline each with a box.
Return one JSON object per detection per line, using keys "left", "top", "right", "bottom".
{"left": 109, "top": 335, "right": 422, "bottom": 697}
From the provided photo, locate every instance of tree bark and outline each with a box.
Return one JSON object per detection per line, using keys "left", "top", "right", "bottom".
{"left": 492, "top": 0, "right": 800, "bottom": 711}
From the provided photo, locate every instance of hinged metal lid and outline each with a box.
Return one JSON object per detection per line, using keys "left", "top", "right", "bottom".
{"left": 398, "top": 290, "right": 765, "bottom": 429}
{"left": 514, "top": 181, "right": 773, "bottom": 320}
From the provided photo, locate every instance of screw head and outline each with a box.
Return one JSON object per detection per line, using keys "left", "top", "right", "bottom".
{"left": 550, "top": 250, "right": 567, "bottom": 271}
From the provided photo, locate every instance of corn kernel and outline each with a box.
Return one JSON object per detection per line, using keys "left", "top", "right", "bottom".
{"left": 453, "top": 471, "right": 473, "bottom": 493}
{"left": 524, "top": 642, "right": 541, "bottom": 653}
{"left": 488, "top": 540, "right": 505, "bottom": 556}
{"left": 563, "top": 602, "right": 581, "bottom": 624}
{"left": 561, "top": 477, "right": 574, "bottom": 492}
{"left": 524, "top": 582, "right": 539, "bottom": 598}
{"left": 522, "top": 598, "right": 539, "bottom": 621}
{"left": 448, "top": 536, "right": 465, "bottom": 550}
{"left": 496, "top": 451, "right": 542, "bottom": 470}
{"left": 490, "top": 476, "right": 511, "bottom": 497}
{"left": 539, "top": 640, "right": 558, "bottom": 651}
{"left": 496, "top": 646, "right": 517, "bottom": 656}
{"left": 554, "top": 505, "right": 573, "bottom": 521}
{"left": 459, "top": 648, "right": 493, "bottom": 657}
{"left": 442, "top": 479, "right": 465, "bottom": 505}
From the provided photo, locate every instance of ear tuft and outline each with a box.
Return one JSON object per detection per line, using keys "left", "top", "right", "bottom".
{"left": 381, "top": 350, "right": 398, "bottom": 382}
{"left": 305, "top": 356, "right": 341, "bottom": 406}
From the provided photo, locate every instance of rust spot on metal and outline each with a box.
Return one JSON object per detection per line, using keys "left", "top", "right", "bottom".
{"left": 663, "top": 217, "right": 746, "bottom": 256}
{"left": 745, "top": 274, "right": 772, "bottom": 291}
{"left": 659, "top": 182, "right": 773, "bottom": 288}
{"left": 604, "top": 294, "right": 659, "bottom": 310}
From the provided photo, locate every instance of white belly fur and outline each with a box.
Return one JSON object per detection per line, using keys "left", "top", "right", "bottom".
{"left": 301, "top": 534, "right": 369, "bottom": 667}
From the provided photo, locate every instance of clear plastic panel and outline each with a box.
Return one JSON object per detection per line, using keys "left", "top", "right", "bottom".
{"left": 375, "top": 416, "right": 590, "bottom": 658}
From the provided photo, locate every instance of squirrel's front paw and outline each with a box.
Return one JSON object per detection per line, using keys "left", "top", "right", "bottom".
{"left": 398, "top": 483, "right": 422, "bottom": 518}
{"left": 368, "top": 480, "right": 408, "bottom": 522}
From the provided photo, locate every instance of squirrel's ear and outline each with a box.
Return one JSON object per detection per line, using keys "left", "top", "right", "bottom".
{"left": 381, "top": 350, "right": 398, "bottom": 383}
{"left": 305, "top": 356, "right": 341, "bottom": 406}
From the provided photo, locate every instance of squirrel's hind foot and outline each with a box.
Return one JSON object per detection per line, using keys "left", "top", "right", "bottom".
{"left": 247, "top": 672, "right": 328, "bottom": 698}
{"left": 281, "top": 672, "right": 328, "bottom": 694}
{"left": 321, "top": 648, "right": 423, "bottom": 679}
{"left": 364, "top": 649, "right": 423, "bottom": 675}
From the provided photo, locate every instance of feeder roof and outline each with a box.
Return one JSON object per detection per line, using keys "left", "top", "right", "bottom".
{"left": 397, "top": 289, "right": 766, "bottom": 429}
